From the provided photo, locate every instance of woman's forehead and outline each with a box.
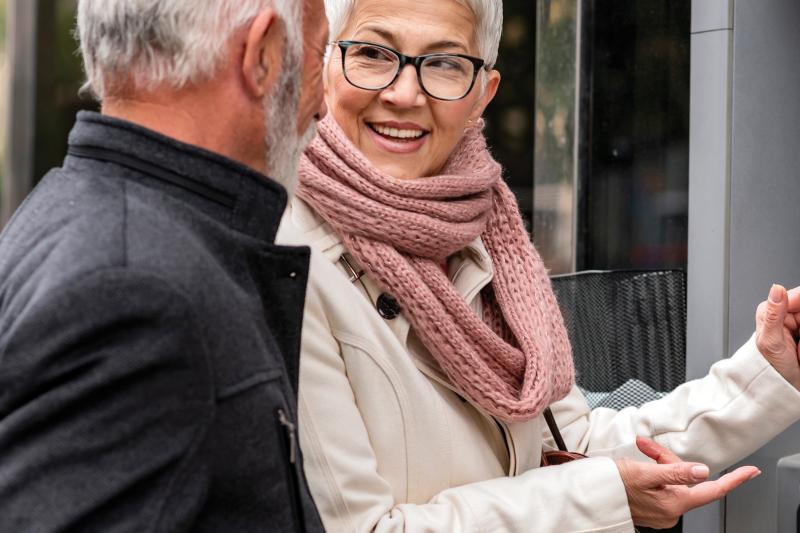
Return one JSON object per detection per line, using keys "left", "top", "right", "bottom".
{"left": 342, "top": 0, "right": 478, "bottom": 53}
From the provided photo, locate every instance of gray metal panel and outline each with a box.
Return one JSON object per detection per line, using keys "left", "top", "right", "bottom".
{"left": 724, "top": 0, "right": 800, "bottom": 532}
{"left": 684, "top": 26, "right": 733, "bottom": 533}
{"left": 692, "top": 0, "right": 733, "bottom": 33}
{"left": 777, "top": 454, "right": 800, "bottom": 533}
{"left": 686, "top": 28, "right": 733, "bottom": 382}
{"left": 2, "top": 0, "right": 38, "bottom": 227}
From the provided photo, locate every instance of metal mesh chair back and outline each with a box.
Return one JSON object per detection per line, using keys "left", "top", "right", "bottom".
{"left": 550, "top": 270, "right": 687, "bottom": 394}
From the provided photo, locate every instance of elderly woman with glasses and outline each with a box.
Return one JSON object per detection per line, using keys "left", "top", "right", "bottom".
{"left": 277, "top": 0, "right": 800, "bottom": 531}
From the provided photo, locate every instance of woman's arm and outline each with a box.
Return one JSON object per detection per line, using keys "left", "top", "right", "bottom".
{"left": 551, "top": 334, "right": 800, "bottom": 473}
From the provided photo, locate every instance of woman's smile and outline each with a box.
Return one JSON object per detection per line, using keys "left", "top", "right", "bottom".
{"left": 365, "top": 120, "right": 430, "bottom": 154}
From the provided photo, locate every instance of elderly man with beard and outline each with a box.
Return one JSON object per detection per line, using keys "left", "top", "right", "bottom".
{"left": 0, "top": 0, "right": 328, "bottom": 531}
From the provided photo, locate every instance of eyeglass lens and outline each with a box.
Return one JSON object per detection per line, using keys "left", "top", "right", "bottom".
{"left": 343, "top": 43, "right": 476, "bottom": 100}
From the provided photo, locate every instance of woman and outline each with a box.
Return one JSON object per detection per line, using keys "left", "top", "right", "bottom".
{"left": 277, "top": 0, "right": 800, "bottom": 530}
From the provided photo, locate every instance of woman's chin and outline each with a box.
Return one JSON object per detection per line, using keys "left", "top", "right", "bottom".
{"left": 374, "top": 161, "right": 421, "bottom": 181}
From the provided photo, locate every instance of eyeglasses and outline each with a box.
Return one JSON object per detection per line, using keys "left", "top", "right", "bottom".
{"left": 335, "top": 40, "right": 488, "bottom": 102}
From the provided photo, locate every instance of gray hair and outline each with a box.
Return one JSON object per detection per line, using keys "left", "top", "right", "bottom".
{"left": 77, "top": 0, "right": 303, "bottom": 99}
{"left": 324, "top": 0, "right": 503, "bottom": 67}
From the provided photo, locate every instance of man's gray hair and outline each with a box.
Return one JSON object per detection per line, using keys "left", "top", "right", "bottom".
{"left": 77, "top": 0, "right": 303, "bottom": 99}
{"left": 324, "top": 0, "right": 503, "bottom": 67}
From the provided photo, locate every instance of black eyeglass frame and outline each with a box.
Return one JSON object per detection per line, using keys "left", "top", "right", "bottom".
{"left": 335, "top": 40, "right": 489, "bottom": 102}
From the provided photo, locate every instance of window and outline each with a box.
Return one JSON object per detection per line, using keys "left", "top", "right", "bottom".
{"left": 533, "top": 0, "right": 691, "bottom": 274}
{"left": 484, "top": 0, "right": 536, "bottom": 230}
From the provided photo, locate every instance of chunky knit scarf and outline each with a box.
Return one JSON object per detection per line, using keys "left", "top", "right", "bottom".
{"left": 297, "top": 115, "right": 574, "bottom": 422}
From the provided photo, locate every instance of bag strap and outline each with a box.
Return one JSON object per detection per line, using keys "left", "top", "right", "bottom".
{"left": 543, "top": 407, "right": 568, "bottom": 452}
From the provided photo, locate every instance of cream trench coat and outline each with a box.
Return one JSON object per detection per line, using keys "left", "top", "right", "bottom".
{"left": 277, "top": 198, "right": 800, "bottom": 533}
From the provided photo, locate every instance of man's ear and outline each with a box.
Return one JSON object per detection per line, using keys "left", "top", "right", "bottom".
{"left": 242, "top": 8, "right": 284, "bottom": 99}
{"left": 468, "top": 69, "right": 502, "bottom": 122}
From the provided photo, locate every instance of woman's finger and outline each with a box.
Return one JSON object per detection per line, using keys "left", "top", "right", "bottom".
{"left": 787, "top": 286, "right": 800, "bottom": 313}
{"left": 636, "top": 436, "right": 682, "bottom": 464}
{"left": 784, "top": 313, "right": 798, "bottom": 333}
{"left": 756, "top": 285, "right": 790, "bottom": 358}
{"left": 640, "top": 461, "right": 711, "bottom": 487}
{"left": 679, "top": 466, "right": 760, "bottom": 513}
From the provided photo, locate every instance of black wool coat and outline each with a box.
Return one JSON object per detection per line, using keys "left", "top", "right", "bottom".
{"left": 0, "top": 111, "right": 324, "bottom": 532}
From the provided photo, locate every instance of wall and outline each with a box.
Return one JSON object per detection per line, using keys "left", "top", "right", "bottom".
{"left": 687, "top": 0, "right": 800, "bottom": 531}
{"left": 725, "top": 0, "right": 800, "bottom": 530}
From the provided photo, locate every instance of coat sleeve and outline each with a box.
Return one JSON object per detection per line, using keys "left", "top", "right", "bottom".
{"left": 0, "top": 268, "right": 214, "bottom": 532}
{"left": 297, "top": 257, "right": 635, "bottom": 533}
{"left": 549, "top": 337, "right": 800, "bottom": 472}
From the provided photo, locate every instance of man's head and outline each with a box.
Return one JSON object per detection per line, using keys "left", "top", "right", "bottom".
{"left": 77, "top": 0, "right": 328, "bottom": 192}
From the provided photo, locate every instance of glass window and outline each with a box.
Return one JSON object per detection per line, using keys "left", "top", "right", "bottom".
{"left": 0, "top": 0, "right": 7, "bottom": 209}
{"left": 580, "top": 0, "right": 690, "bottom": 270}
{"left": 533, "top": 0, "right": 691, "bottom": 274}
{"left": 532, "top": 0, "right": 580, "bottom": 274}
{"left": 484, "top": 0, "right": 536, "bottom": 230}
{"left": 33, "top": 0, "right": 93, "bottom": 183}
{"left": 1, "top": 0, "right": 90, "bottom": 225}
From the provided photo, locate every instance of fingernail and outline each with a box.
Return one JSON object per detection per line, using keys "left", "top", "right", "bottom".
{"left": 692, "top": 465, "right": 710, "bottom": 479}
{"left": 770, "top": 284, "right": 784, "bottom": 303}
{"left": 750, "top": 469, "right": 762, "bottom": 480}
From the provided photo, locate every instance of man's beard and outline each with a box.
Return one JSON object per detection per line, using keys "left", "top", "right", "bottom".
{"left": 263, "top": 51, "right": 317, "bottom": 197}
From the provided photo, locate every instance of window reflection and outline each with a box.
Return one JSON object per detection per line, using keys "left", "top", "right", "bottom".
{"left": 533, "top": 0, "right": 690, "bottom": 274}
{"left": 484, "top": 0, "right": 536, "bottom": 231}
{"left": 0, "top": 0, "right": 7, "bottom": 207}
{"left": 533, "top": 0, "right": 579, "bottom": 274}
{"left": 582, "top": 0, "right": 690, "bottom": 270}
{"left": 33, "top": 0, "right": 94, "bottom": 183}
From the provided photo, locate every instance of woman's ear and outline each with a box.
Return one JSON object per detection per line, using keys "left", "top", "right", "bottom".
{"left": 469, "top": 69, "right": 502, "bottom": 122}
{"left": 242, "top": 8, "right": 284, "bottom": 99}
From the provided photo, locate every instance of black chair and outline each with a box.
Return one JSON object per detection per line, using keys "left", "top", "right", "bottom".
{"left": 551, "top": 270, "right": 687, "bottom": 407}
{"left": 551, "top": 270, "right": 687, "bottom": 533}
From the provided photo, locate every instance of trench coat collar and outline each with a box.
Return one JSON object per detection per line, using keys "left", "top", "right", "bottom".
{"left": 284, "top": 198, "right": 495, "bottom": 349}
{"left": 66, "top": 111, "right": 288, "bottom": 243}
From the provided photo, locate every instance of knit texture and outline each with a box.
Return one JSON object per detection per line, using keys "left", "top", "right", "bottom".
{"left": 297, "top": 115, "right": 574, "bottom": 422}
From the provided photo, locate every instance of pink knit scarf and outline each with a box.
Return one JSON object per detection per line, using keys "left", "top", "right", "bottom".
{"left": 297, "top": 115, "right": 574, "bottom": 422}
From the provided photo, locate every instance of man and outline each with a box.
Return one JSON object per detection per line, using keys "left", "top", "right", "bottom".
{"left": 0, "top": 0, "right": 328, "bottom": 531}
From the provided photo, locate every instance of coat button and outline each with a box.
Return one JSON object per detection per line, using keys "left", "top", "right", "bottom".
{"left": 377, "top": 293, "right": 401, "bottom": 320}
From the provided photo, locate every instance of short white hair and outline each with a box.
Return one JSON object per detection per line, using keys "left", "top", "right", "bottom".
{"left": 77, "top": 0, "right": 303, "bottom": 99}
{"left": 324, "top": 0, "right": 503, "bottom": 67}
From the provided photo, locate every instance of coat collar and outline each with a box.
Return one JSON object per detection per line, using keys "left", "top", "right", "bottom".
{"left": 283, "top": 198, "right": 494, "bottom": 347}
{"left": 66, "top": 111, "right": 288, "bottom": 243}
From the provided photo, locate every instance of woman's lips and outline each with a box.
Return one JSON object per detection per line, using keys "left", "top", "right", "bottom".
{"left": 366, "top": 123, "right": 429, "bottom": 154}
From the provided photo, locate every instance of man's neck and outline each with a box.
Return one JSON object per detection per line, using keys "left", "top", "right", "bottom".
{"left": 101, "top": 88, "right": 266, "bottom": 175}
{"left": 103, "top": 99, "right": 206, "bottom": 148}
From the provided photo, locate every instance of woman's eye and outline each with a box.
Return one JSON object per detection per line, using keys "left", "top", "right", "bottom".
{"left": 427, "top": 58, "right": 466, "bottom": 73}
{"left": 356, "top": 46, "right": 393, "bottom": 61}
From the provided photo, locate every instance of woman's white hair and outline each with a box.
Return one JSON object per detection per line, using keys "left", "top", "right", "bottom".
{"left": 77, "top": 0, "right": 302, "bottom": 99}
{"left": 324, "top": 0, "right": 503, "bottom": 67}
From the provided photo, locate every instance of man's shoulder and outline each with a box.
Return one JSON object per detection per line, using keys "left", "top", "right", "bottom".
{"left": 0, "top": 166, "right": 220, "bottom": 312}
{"left": 0, "top": 168, "right": 127, "bottom": 282}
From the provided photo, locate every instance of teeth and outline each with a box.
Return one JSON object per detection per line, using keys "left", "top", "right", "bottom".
{"left": 372, "top": 124, "right": 425, "bottom": 139}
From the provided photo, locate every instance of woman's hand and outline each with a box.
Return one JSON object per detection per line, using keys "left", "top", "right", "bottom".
{"left": 616, "top": 437, "right": 760, "bottom": 529}
{"left": 755, "top": 285, "right": 800, "bottom": 389}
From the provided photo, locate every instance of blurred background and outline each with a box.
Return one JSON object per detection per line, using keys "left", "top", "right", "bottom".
{"left": 0, "top": 0, "right": 692, "bottom": 275}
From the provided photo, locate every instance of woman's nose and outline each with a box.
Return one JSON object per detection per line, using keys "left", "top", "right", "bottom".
{"left": 380, "top": 65, "right": 426, "bottom": 108}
